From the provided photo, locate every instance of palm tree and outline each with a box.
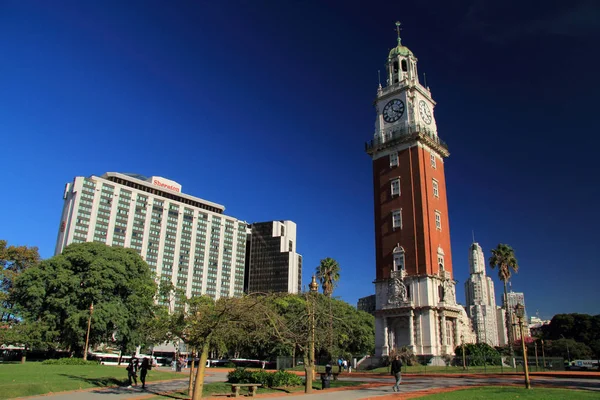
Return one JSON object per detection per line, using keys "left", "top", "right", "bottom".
{"left": 489, "top": 243, "right": 519, "bottom": 364}
{"left": 315, "top": 258, "right": 340, "bottom": 297}
{"left": 316, "top": 257, "right": 340, "bottom": 352}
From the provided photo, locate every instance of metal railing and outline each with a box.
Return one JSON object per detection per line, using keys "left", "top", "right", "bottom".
{"left": 365, "top": 123, "right": 448, "bottom": 154}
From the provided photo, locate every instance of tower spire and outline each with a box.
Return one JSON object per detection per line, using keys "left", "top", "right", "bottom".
{"left": 395, "top": 21, "right": 402, "bottom": 46}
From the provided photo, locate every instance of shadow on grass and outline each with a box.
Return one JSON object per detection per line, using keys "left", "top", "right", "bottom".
{"left": 58, "top": 374, "right": 126, "bottom": 387}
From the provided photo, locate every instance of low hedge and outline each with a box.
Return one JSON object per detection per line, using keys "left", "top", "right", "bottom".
{"left": 227, "top": 367, "right": 302, "bottom": 387}
{"left": 42, "top": 358, "right": 100, "bottom": 365}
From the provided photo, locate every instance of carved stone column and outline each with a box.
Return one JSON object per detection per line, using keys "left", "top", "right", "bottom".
{"left": 440, "top": 314, "right": 447, "bottom": 353}
{"left": 382, "top": 317, "right": 389, "bottom": 356}
{"left": 408, "top": 310, "right": 415, "bottom": 350}
{"left": 454, "top": 318, "right": 460, "bottom": 349}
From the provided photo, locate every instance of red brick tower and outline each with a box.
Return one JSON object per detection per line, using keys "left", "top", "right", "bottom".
{"left": 365, "top": 23, "right": 468, "bottom": 358}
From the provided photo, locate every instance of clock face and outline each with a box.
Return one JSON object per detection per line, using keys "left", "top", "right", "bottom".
{"left": 382, "top": 99, "right": 405, "bottom": 123}
{"left": 419, "top": 100, "right": 433, "bottom": 125}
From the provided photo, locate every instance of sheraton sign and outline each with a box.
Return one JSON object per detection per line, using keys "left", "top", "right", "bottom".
{"left": 150, "top": 176, "right": 182, "bottom": 193}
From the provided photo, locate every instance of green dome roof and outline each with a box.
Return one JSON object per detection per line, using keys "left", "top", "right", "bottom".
{"left": 389, "top": 45, "right": 413, "bottom": 58}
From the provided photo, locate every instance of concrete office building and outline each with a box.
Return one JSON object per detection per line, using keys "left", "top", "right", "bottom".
{"left": 55, "top": 172, "right": 248, "bottom": 305}
{"left": 245, "top": 220, "right": 302, "bottom": 294}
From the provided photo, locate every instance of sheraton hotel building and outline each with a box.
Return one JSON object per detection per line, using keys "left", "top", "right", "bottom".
{"left": 55, "top": 172, "right": 302, "bottom": 304}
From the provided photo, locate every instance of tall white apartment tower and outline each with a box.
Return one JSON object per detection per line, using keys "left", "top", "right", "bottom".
{"left": 55, "top": 172, "right": 249, "bottom": 305}
{"left": 464, "top": 243, "right": 500, "bottom": 346}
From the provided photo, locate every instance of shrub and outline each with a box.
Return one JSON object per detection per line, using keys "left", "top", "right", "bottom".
{"left": 227, "top": 367, "right": 254, "bottom": 383}
{"left": 227, "top": 367, "right": 301, "bottom": 387}
{"left": 42, "top": 358, "right": 100, "bottom": 365}
{"left": 271, "top": 370, "right": 302, "bottom": 387}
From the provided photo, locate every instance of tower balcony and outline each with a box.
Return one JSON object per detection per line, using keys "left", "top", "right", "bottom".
{"left": 365, "top": 123, "right": 449, "bottom": 158}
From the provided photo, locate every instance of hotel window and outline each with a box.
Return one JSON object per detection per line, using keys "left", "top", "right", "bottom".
{"left": 389, "top": 152, "right": 398, "bottom": 167}
{"left": 435, "top": 211, "right": 442, "bottom": 230}
{"left": 430, "top": 153, "right": 436, "bottom": 168}
{"left": 393, "top": 246, "right": 405, "bottom": 271}
{"left": 392, "top": 209, "right": 402, "bottom": 229}
{"left": 432, "top": 179, "right": 439, "bottom": 198}
{"left": 391, "top": 178, "right": 400, "bottom": 197}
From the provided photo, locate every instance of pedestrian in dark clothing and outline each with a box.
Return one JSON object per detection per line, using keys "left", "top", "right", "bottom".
{"left": 391, "top": 355, "right": 402, "bottom": 392}
{"left": 140, "top": 357, "right": 151, "bottom": 389}
{"left": 127, "top": 358, "right": 139, "bottom": 388}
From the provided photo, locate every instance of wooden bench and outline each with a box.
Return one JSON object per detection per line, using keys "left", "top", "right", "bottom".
{"left": 230, "top": 383, "right": 262, "bottom": 397}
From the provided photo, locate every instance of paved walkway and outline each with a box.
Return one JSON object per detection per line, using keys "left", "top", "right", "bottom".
{"left": 22, "top": 372, "right": 600, "bottom": 400}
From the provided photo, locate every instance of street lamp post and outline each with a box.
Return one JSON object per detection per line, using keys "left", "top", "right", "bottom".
{"left": 534, "top": 341, "right": 539, "bottom": 372}
{"left": 83, "top": 302, "right": 94, "bottom": 361}
{"left": 561, "top": 334, "right": 571, "bottom": 364}
{"left": 514, "top": 304, "right": 531, "bottom": 389}
{"left": 541, "top": 339, "right": 547, "bottom": 371}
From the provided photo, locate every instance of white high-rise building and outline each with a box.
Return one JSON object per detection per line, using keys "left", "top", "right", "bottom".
{"left": 55, "top": 172, "right": 248, "bottom": 305}
{"left": 464, "top": 243, "right": 500, "bottom": 346}
{"left": 506, "top": 291, "right": 530, "bottom": 340}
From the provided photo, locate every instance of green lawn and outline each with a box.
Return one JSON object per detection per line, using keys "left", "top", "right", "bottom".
{"left": 150, "top": 380, "right": 367, "bottom": 399}
{"left": 0, "top": 362, "right": 181, "bottom": 399}
{"left": 418, "top": 386, "right": 599, "bottom": 399}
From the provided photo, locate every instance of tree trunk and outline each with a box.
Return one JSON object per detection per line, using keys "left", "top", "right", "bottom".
{"left": 188, "top": 350, "right": 195, "bottom": 397}
{"left": 21, "top": 347, "right": 27, "bottom": 364}
{"left": 503, "top": 282, "right": 515, "bottom": 366}
{"left": 303, "top": 353, "right": 313, "bottom": 394}
{"left": 191, "top": 341, "right": 210, "bottom": 400}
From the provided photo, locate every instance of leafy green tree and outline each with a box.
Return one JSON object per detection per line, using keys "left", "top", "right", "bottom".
{"left": 315, "top": 258, "right": 340, "bottom": 297}
{"left": 178, "top": 295, "right": 266, "bottom": 400}
{"left": 489, "top": 243, "right": 519, "bottom": 357}
{"left": 453, "top": 343, "right": 501, "bottom": 366}
{"left": 0, "top": 320, "right": 57, "bottom": 363}
{"left": 329, "top": 297, "right": 374, "bottom": 357}
{"left": 546, "top": 338, "right": 593, "bottom": 361}
{"left": 263, "top": 293, "right": 331, "bottom": 394}
{"left": 12, "top": 242, "right": 156, "bottom": 356}
{"left": 0, "top": 240, "right": 40, "bottom": 322}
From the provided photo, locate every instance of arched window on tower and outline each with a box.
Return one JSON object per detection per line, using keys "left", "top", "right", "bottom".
{"left": 437, "top": 246, "right": 445, "bottom": 273}
{"left": 393, "top": 61, "right": 399, "bottom": 83}
{"left": 401, "top": 59, "right": 408, "bottom": 72}
{"left": 393, "top": 246, "right": 405, "bottom": 271}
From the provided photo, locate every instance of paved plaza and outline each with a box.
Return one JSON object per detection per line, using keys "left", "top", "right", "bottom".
{"left": 24, "top": 370, "right": 600, "bottom": 400}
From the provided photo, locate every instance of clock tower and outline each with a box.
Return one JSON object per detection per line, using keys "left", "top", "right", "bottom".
{"left": 365, "top": 23, "right": 471, "bottom": 359}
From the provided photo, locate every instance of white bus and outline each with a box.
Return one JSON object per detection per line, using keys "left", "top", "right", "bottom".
{"left": 88, "top": 352, "right": 157, "bottom": 366}
{"left": 568, "top": 360, "right": 600, "bottom": 371}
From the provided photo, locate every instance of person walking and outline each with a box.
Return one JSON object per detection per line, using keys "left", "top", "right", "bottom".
{"left": 126, "top": 358, "right": 139, "bottom": 388}
{"left": 391, "top": 355, "right": 403, "bottom": 392}
{"left": 140, "top": 357, "right": 151, "bottom": 389}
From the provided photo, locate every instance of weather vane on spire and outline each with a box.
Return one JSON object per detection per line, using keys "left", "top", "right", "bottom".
{"left": 395, "top": 21, "right": 402, "bottom": 46}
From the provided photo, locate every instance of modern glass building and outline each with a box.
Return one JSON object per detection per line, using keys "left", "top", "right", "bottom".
{"left": 55, "top": 172, "right": 248, "bottom": 303}
{"left": 244, "top": 220, "right": 302, "bottom": 294}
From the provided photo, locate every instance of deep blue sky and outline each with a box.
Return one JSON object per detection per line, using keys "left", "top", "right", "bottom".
{"left": 2, "top": 0, "right": 599, "bottom": 318}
